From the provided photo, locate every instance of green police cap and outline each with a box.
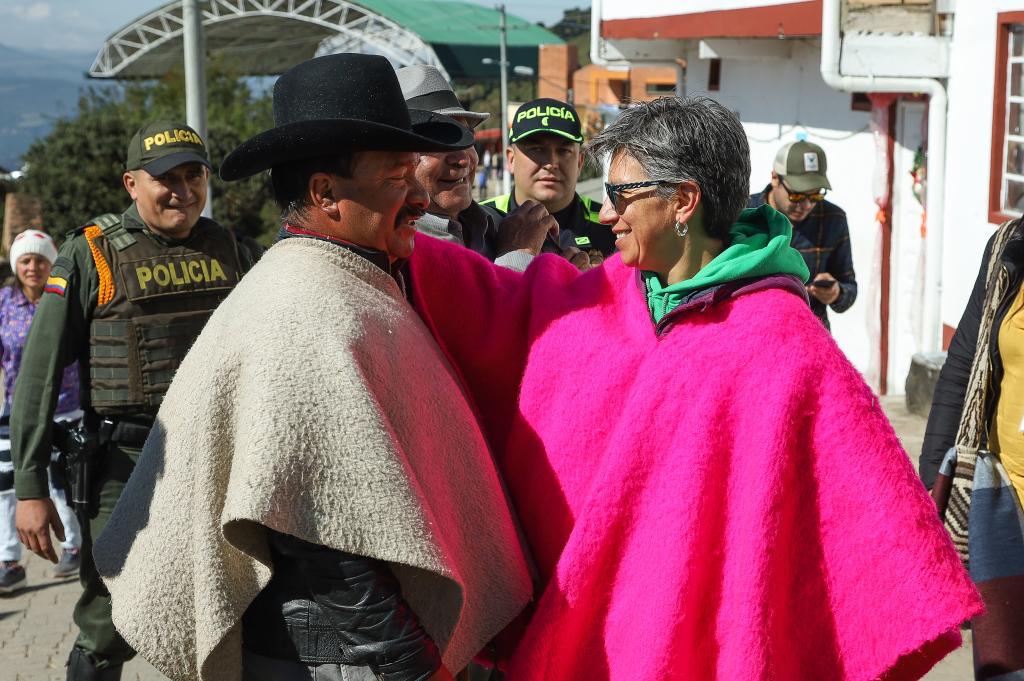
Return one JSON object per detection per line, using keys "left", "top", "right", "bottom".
{"left": 773, "top": 140, "right": 831, "bottom": 193}
{"left": 509, "top": 98, "right": 584, "bottom": 145}
{"left": 126, "top": 121, "right": 212, "bottom": 176}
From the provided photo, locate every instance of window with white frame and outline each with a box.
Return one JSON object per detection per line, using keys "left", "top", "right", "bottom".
{"left": 1003, "top": 24, "right": 1024, "bottom": 215}
{"left": 645, "top": 82, "right": 676, "bottom": 97}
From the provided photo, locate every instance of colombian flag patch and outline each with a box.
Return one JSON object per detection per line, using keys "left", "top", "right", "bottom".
{"left": 44, "top": 276, "right": 67, "bottom": 297}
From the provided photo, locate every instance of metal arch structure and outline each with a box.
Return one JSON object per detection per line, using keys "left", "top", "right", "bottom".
{"left": 88, "top": 0, "right": 450, "bottom": 80}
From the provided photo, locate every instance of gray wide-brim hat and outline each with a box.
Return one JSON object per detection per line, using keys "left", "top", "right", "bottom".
{"left": 397, "top": 64, "right": 489, "bottom": 129}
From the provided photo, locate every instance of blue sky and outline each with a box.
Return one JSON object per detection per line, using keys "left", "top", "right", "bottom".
{"left": 0, "top": 0, "right": 586, "bottom": 54}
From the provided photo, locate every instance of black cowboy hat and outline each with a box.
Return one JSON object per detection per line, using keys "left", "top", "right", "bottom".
{"left": 220, "top": 53, "right": 473, "bottom": 181}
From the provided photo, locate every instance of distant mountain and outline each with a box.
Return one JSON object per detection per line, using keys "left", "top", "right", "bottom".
{"left": 0, "top": 44, "right": 105, "bottom": 169}
{"left": 0, "top": 44, "right": 93, "bottom": 81}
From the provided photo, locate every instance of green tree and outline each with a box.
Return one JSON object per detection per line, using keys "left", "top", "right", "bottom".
{"left": 20, "top": 88, "right": 133, "bottom": 240}
{"left": 21, "top": 59, "right": 277, "bottom": 245}
{"left": 551, "top": 8, "right": 591, "bottom": 67}
{"left": 456, "top": 78, "right": 537, "bottom": 131}
{"left": 550, "top": 8, "right": 590, "bottom": 40}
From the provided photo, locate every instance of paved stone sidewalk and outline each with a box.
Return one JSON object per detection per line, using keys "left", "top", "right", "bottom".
{"left": 0, "top": 551, "right": 166, "bottom": 680}
{"left": 0, "top": 396, "right": 971, "bottom": 680}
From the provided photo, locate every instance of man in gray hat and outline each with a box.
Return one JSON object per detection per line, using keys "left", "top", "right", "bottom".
{"left": 748, "top": 139, "right": 857, "bottom": 329}
{"left": 397, "top": 64, "right": 561, "bottom": 271}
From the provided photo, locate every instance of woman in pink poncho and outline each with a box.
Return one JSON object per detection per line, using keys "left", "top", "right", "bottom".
{"left": 410, "top": 97, "right": 981, "bottom": 680}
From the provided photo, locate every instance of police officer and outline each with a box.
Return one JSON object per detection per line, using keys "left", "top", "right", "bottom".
{"left": 481, "top": 97, "right": 613, "bottom": 262}
{"left": 11, "top": 121, "right": 259, "bottom": 681}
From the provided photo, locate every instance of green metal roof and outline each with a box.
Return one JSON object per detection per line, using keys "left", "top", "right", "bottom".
{"left": 89, "top": 0, "right": 562, "bottom": 82}
{"left": 354, "top": 0, "right": 562, "bottom": 79}
{"left": 354, "top": 1, "right": 563, "bottom": 46}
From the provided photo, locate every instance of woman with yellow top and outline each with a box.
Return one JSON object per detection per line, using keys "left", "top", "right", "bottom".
{"left": 922, "top": 219, "right": 1024, "bottom": 680}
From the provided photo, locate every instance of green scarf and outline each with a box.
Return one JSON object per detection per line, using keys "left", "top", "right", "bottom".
{"left": 643, "top": 205, "right": 809, "bottom": 324}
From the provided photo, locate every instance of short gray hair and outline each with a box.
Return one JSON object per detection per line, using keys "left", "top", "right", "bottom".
{"left": 586, "top": 97, "right": 751, "bottom": 239}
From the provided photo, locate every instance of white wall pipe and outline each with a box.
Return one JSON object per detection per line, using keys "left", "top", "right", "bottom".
{"left": 590, "top": 0, "right": 606, "bottom": 66}
{"left": 820, "top": 0, "right": 947, "bottom": 352}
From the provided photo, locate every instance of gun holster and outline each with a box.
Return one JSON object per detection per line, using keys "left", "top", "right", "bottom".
{"left": 54, "top": 419, "right": 114, "bottom": 515}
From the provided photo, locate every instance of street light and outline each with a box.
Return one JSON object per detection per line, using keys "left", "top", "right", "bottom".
{"left": 481, "top": 50, "right": 509, "bottom": 193}
{"left": 483, "top": 5, "right": 569, "bottom": 195}
{"left": 480, "top": 3, "right": 511, "bottom": 194}
{"left": 481, "top": 57, "right": 563, "bottom": 197}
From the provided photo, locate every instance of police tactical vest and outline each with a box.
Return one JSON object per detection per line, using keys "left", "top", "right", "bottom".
{"left": 86, "top": 214, "right": 244, "bottom": 416}
{"left": 482, "top": 193, "right": 513, "bottom": 213}
{"left": 482, "top": 193, "right": 602, "bottom": 223}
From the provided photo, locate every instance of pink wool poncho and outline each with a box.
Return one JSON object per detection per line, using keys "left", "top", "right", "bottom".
{"left": 409, "top": 235, "right": 982, "bottom": 681}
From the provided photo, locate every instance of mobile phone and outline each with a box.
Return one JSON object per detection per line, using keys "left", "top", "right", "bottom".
{"left": 540, "top": 232, "right": 562, "bottom": 254}
{"left": 811, "top": 279, "right": 837, "bottom": 288}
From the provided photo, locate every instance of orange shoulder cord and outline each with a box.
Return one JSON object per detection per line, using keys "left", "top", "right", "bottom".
{"left": 83, "top": 225, "right": 115, "bottom": 306}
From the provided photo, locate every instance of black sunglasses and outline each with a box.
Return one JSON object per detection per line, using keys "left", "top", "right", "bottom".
{"left": 604, "top": 180, "right": 672, "bottom": 212}
{"left": 779, "top": 178, "right": 827, "bottom": 204}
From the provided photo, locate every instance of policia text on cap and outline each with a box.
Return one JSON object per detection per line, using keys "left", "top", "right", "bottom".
{"left": 481, "top": 98, "right": 612, "bottom": 261}
{"left": 10, "top": 120, "right": 260, "bottom": 681}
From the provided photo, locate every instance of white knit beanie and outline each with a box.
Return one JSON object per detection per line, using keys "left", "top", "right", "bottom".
{"left": 9, "top": 229, "right": 58, "bottom": 266}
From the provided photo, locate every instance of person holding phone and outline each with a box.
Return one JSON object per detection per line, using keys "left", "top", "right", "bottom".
{"left": 748, "top": 139, "right": 857, "bottom": 330}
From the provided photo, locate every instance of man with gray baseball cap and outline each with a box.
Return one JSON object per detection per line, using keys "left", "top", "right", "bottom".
{"left": 396, "top": 64, "right": 560, "bottom": 271}
{"left": 748, "top": 139, "right": 857, "bottom": 330}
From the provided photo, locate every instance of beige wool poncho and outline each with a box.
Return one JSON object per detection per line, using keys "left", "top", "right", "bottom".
{"left": 93, "top": 237, "right": 533, "bottom": 681}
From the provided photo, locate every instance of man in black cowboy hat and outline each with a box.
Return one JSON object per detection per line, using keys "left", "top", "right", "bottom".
{"left": 91, "top": 53, "right": 532, "bottom": 681}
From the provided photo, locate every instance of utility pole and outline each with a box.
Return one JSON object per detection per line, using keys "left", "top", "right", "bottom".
{"left": 498, "top": 3, "right": 511, "bottom": 195}
{"left": 183, "top": 0, "right": 212, "bottom": 218}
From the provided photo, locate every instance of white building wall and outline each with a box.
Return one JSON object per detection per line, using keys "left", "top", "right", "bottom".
{"left": 600, "top": 0, "right": 1024, "bottom": 386}
{"left": 942, "top": 2, "right": 1021, "bottom": 329}
{"left": 686, "top": 42, "right": 881, "bottom": 381}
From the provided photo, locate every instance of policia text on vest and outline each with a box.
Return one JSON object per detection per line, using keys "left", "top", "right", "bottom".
{"left": 128, "top": 254, "right": 230, "bottom": 297}
{"left": 84, "top": 213, "right": 245, "bottom": 413}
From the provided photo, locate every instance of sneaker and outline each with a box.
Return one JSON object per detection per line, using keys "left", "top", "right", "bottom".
{"left": 53, "top": 549, "right": 80, "bottom": 579}
{"left": 0, "top": 561, "right": 26, "bottom": 594}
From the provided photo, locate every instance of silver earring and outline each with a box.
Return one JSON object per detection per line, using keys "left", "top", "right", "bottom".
{"left": 674, "top": 221, "right": 689, "bottom": 238}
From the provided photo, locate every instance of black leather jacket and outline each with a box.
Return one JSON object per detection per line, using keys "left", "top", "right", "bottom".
{"left": 242, "top": 530, "right": 441, "bottom": 681}
{"left": 921, "top": 219, "right": 1024, "bottom": 488}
